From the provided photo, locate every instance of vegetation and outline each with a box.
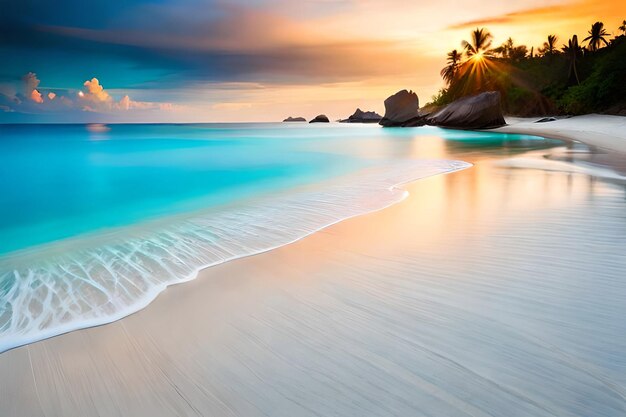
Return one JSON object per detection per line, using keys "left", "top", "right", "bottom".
{"left": 461, "top": 28, "right": 494, "bottom": 58}
{"left": 494, "top": 37, "right": 528, "bottom": 61}
{"left": 538, "top": 35, "right": 559, "bottom": 56}
{"left": 563, "top": 35, "right": 583, "bottom": 85}
{"left": 430, "top": 20, "right": 626, "bottom": 116}
{"left": 583, "top": 22, "right": 610, "bottom": 51}
{"left": 440, "top": 50, "right": 462, "bottom": 84}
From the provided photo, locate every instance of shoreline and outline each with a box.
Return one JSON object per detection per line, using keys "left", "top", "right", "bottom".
{"left": 1, "top": 118, "right": 624, "bottom": 349}
{"left": 0, "top": 159, "right": 470, "bottom": 354}
{"left": 2, "top": 116, "right": 626, "bottom": 416}
{"left": 496, "top": 115, "right": 626, "bottom": 176}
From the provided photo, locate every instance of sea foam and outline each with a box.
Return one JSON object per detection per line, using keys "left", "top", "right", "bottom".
{"left": 0, "top": 159, "right": 470, "bottom": 353}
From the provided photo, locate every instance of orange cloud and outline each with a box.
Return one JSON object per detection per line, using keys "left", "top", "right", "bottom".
{"left": 79, "top": 79, "right": 177, "bottom": 112}
{"left": 447, "top": 5, "right": 569, "bottom": 30}
{"left": 82, "top": 78, "right": 111, "bottom": 103}
{"left": 447, "top": 0, "right": 626, "bottom": 36}
{"left": 22, "top": 72, "right": 44, "bottom": 103}
{"left": 30, "top": 89, "right": 43, "bottom": 103}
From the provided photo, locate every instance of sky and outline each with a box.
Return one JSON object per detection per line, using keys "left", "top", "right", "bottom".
{"left": 1, "top": 0, "right": 624, "bottom": 122}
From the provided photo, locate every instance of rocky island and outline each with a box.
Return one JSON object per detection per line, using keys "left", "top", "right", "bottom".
{"left": 339, "top": 109, "right": 382, "bottom": 123}
{"left": 309, "top": 114, "right": 330, "bottom": 123}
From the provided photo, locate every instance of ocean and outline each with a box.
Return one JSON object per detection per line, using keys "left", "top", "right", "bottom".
{"left": 0, "top": 123, "right": 580, "bottom": 352}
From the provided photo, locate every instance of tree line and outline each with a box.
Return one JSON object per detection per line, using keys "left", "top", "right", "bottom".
{"left": 431, "top": 20, "right": 626, "bottom": 115}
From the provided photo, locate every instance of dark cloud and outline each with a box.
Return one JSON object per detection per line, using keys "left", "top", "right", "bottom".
{"left": 0, "top": 0, "right": 149, "bottom": 27}
{"left": 2, "top": 0, "right": 422, "bottom": 89}
{"left": 1, "top": 0, "right": 432, "bottom": 121}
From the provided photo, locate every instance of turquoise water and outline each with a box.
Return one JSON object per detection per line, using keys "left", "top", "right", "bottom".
{"left": 0, "top": 123, "right": 558, "bottom": 352}
{"left": 0, "top": 124, "right": 366, "bottom": 254}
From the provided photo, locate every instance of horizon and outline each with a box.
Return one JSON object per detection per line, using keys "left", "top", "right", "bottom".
{"left": 1, "top": 0, "right": 625, "bottom": 123}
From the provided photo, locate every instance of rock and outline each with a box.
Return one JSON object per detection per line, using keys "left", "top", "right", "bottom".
{"left": 283, "top": 116, "right": 306, "bottom": 122}
{"left": 419, "top": 104, "right": 444, "bottom": 118}
{"left": 427, "top": 91, "right": 506, "bottom": 129}
{"left": 379, "top": 90, "right": 425, "bottom": 127}
{"left": 535, "top": 117, "right": 557, "bottom": 123}
{"left": 309, "top": 114, "right": 330, "bottom": 123}
{"left": 339, "top": 108, "right": 382, "bottom": 123}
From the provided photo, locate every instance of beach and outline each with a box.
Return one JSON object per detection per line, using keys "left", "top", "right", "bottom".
{"left": 498, "top": 115, "right": 626, "bottom": 174}
{"left": 2, "top": 116, "right": 626, "bottom": 416}
{"left": 499, "top": 114, "right": 626, "bottom": 154}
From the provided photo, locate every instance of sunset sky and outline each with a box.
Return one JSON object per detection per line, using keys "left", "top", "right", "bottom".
{"left": 1, "top": 0, "right": 624, "bottom": 122}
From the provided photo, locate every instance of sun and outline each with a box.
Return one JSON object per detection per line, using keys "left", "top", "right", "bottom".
{"left": 472, "top": 51, "right": 485, "bottom": 61}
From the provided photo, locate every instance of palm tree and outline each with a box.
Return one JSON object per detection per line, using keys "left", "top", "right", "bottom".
{"left": 494, "top": 37, "right": 528, "bottom": 61}
{"left": 493, "top": 37, "right": 514, "bottom": 58}
{"left": 539, "top": 35, "right": 559, "bottom": 56}
{"left": 619, "top": 20, "right": 626, "bottom": 36}
{"left": 562, "top": 35, "right": 582, "bottom": 84}
{"left": 583, "top": 22, "right": 610, "bottom": 51}
{"left": 440, "top": 49, "right": 462, "bottom": 85}
{"left": 461, "top": 28, "right": 494, "bottom": 59}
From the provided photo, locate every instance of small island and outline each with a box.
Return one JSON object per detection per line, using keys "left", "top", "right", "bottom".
{"left": 339, "top": 108, "right": 382, "bottom": 123}
{"left": 309, "top": 114, "right": 330, "bottom": 123}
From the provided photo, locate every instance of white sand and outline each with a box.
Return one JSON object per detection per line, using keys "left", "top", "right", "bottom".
{"left": 498, "top": 114, "right": 626, "bottom": 154}
{"left": 1, "top": 115, "right": 626, "bottom": 416}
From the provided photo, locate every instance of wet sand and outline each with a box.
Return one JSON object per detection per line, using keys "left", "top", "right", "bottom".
{"left": 2, "top": 117, "right": 626, "bottom": 416}
{"left": 498, "top": 114, "right": 626, "bottom": 175}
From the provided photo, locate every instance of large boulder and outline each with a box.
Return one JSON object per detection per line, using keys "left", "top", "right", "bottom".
{"left": 309, "top": 114, "right": 330, "bottom": 123}
{"left": 379, "top": 90, "right": 426, "bottom": 127}
{"left": 340, "top": 108, "right": 382, "bottom": 123}
{"left": 427, "top": 91, "right": 506, "bottom": 129}
{"left": 283, "top": 116, "right": 306, "bottom": 122}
